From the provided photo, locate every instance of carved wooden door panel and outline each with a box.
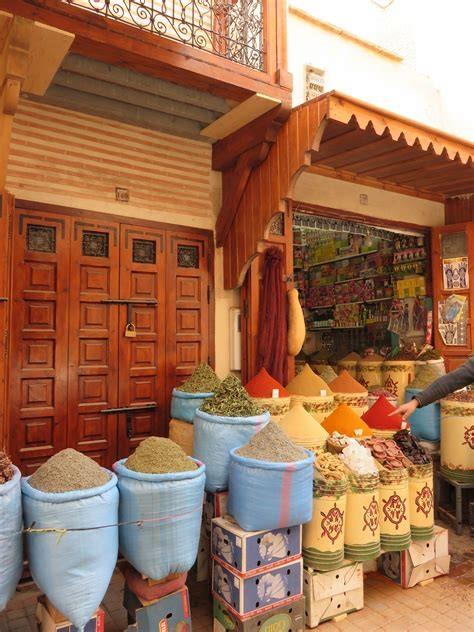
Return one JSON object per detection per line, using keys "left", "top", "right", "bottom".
{"left": 117, "top": 227, "right": 166, "bottom": 456}
{"left": 9, "top": 211, "right": 70, "bottom": 473}
{"left": 166, "top": 232, "right": 211, "bottom": 415}
{"left": 67, "top": 220, "right": 120, "bottom": 466}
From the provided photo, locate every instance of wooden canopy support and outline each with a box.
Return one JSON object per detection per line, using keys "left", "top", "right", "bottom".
{"left": 0, "top": 10, "right": 73, "bottom": 186}
{"left": 220, "top": 91, "right": 474, "bottom": 288}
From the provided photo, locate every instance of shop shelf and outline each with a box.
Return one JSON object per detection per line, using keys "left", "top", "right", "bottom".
{"left": 308, "top": 250, "right": 379, "bottom": 267}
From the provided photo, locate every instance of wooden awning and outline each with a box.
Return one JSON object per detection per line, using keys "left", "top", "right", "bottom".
{"left": 221, "top": 91, "right": 474, "bottom": 288}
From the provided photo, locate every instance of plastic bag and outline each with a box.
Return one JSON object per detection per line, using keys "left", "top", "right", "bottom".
{"left": 194, "top": 409, "right": 270, "bottom": 492}
{"left": 22, "top": 472, "right": 118, "bottom": 630}
{"left": 114, "top": 458, "right": 205, "bottom": 580}
{"left": 228, "top": 448, "right": 314, "bottom": 531}
{"left": 405, "top": 387, "right": 440, "bottom": 441}
{"left": 170, "top": 388, "right": 214, "bottom": 423}
{"left": 0, "top": 466, "right": 22, "bottom": 611}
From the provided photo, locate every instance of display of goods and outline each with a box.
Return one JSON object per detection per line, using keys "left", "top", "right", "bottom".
{"left": 417, "top": 347, "right": 442, "bottom": 361}
{"left": 393, "top": 430, "right": 431, "bottom": 465}
{"left": 382, "top": 360, "right": 415, "bottom": 404}
{"left": 171, "top": 364, "right": 219, "bottom": 422}
{"left": 28, "top": 448, "right": 110, "bottom": 493}
{"left": 114, "top": 455, "right": 205, "bottom": 581}
{"left": 362, "top": 395, "right": 404, "bottom": 437}
{"left": 367, "top": 386, "right": 397, "bottom": 409}
{"left": 315, "top": 452, "right": 347, "bottom": 481}
{"left": 376, "top": 466, "right": 411, "bottom": 551}
{"left": 290, "top": 393, "right": 335, "bottom": 423}
{"left": 410, "top": 365, "right": 441, "bottom": 389}
{"left": 343, "top": 467, "right": 381, "bottom": 561}
{"left": 201, "top": 374, "right": 263, "bottom": 417}
{"left": 194, "top": 406, "right": 269, "bottom": 492}
{"left": 390, "top": 348, "right": 418, "bottom": 360}
{"left": 0, "top": 451, "right": 14, "bottom": 484}
{"left": 22, "top": 470, "right": 118, "bottom": 629}
{"left": 303, "top": 474, "right": 347, "bottom": 571}
{"left": 286, "top": 363, "right": 331, "bottom": 396}
{"left": 357, "top": 353, "right": 384, "bottom": 390}
{"left": 339, "top": 439, "right": 378, "bottom": 476}
{"left": 362, "top": 437, "right": 411, "bottom": 470}
{"left": 236, "top": 421, "right": 306, "bottom": 463}
{"left": 228, "top": 446, "right": 314, "bottom": 531}
{"left": 440, "top": 394, "right": 474, "bottom": 483}
{"left": 278, "top": 403, "right": 329, "bottom": 453}
{"left": 0, "top": 465, "right": 22, "bottom": 612}
{"left": 405, "top": 387, "right": 440, "bottom": 442}
{"left": 123, "top": 564, "right": 187, "bottom": 603}
{"left": 245, "top": 368, "right": 290, "bottom": 421}
{"left": 329, "top": 370, "right": 369, "bottom": 417}
{"left": 314, "top": 363, "right": 338, "bottom": 385}
{"left": 337, "top": 352, "right": 360, "bottom": 378}
{"left": 322, "top": 404, "right": 372, "bottom": 438}
{"left": 125, "top": 437, "right": 197, "bottom": 474}
{"left": 168, "top": 418, "right": 194, "bottom": 456}
{"left": 326, "top": 431, "right": 351, "bottom": 454}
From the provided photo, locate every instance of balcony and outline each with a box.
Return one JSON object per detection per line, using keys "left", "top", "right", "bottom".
{"left": 62, "top": 0, "right": 265, "bottom": 71}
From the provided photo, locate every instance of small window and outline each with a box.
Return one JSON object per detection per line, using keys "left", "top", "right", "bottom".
{"left": 177, "top": 245, "right": 199, "bottom": 268}
{"left": 27, "top": 225, "right": 56, "bottom": 253}
{"left": 82, "top": 231, "right": 109, "bottom": 258}
{"left": 133, "top": 239, "right": 156, "bottom": 264}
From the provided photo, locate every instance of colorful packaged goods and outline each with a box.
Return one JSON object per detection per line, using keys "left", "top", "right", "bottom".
{"left": 322, "top": 403, "right": 372, "bottom": 438}
{"left": 329, "top": 370, "right": 369, "bottom": 417}
{"left": 361, "top": 395, "right": 405, "bottom": 437}
{"left": 245, "top": 368, "right": 290, "bottom": 422}
{"left": 278, "top": 403, "right": 329, "bottom": 453}
{"left": 286, "top": 364, "right": 335, "bottom": 422}
{"left": 440, "top": 391, "right": 474, "bottom": 483}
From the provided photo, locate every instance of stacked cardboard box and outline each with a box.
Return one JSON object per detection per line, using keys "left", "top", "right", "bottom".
{"left": 36, "top": 597, "right": 105, "bottom": 632}
{"left": 211, "top": 516, "right": 304, "bottom": 630}
{"left": 123, "top": 585, "right": 192, "bottom": 631}
{"left": 194, "top": 491, "right": 229, "bottom": 583}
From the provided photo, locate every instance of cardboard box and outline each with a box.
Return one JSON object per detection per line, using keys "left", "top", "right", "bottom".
{"left": 303, "top": 561, "right": 364, "bottom": 628}
{"left": 213, "top": 595, "right": 305, "bottom": 631}
{"left": 206, "top": 491, "right": 229, "bottom": 520}
{"left": 36, "top": 599, "right": 105, "bottom": 632}
{"left": 212, "top": 516, "right": 302, "bottom": 574}
{"left": 194, "top": 491, "right": 230, "bottom": 583}
{"left": 212, "top": 558, "right": 302, "bottom": 616}
{"left": 124, "top": 585, "right": 192, "bottom": 631}
{"left": 378, "top": 526, "right": 450, "bottom": 588}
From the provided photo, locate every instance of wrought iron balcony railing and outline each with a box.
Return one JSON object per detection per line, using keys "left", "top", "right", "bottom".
{"left": 63, "top": 0, "right": 265, "bottom": 71}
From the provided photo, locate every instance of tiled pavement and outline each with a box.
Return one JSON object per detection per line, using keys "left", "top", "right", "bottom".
{"left": 1, "top": 522, "right": 472, "bottom": 632}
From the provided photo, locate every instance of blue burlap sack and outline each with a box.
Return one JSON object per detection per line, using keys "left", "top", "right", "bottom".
{"left": 228, "top": 448, "right": 314, "bottom": 531}
{"left": 405, "top": 387, "right": 440, "bottom": 441}
{"left": 0, "top": 466, "right": 22, "bottom": 611}
{"left": 170, "top": 388, "right": 214, "bottom": 423}
{"left": 193, "top": 409, "right": 270, "bottom": 492}
{"left": 114, "top": 458, "right": 205, "bottom": 580}
{"left": 22, "top": 472, "right": 118, "bottom": 630}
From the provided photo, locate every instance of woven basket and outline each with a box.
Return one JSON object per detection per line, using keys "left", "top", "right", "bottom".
{"left": 344, "top": 469, "right": 381, "bottom": 561}
{"left": 290, "top": 394, "right": 335, "bottom": 423}
{"left": 333, "top": 392, "right": 369, "bottom": 417}
{"left": 168, "top": 418, "right": 194, "bottom": 456}
{"left": 440, "top": 399, "right": 474, "bottom": 483}
{"left": 382, "top": 360, "right": 415, "bottom": 405}
{"left": 303, "top": 476, "right": 347, "bottom": 571}
{"left": 251, "top": 396, "right": 290, "bottom": 423}
{"left": 377, "top": 464, "right": 411, "bottom": 551}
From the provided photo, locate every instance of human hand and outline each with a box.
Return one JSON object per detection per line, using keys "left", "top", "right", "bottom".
{"left": 389, "top": 399, "right": 419, "bottom": 421}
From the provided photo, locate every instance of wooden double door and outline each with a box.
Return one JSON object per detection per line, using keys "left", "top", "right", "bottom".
{"left": 8, "top": 208, "right": 212, "bottom": 473}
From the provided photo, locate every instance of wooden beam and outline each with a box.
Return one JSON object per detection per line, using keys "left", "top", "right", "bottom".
{"left": 201, "top": 93, "right": 282, "bottom": 140}
{"left": 307, "top": 164, "right": 445, "bottom": 203}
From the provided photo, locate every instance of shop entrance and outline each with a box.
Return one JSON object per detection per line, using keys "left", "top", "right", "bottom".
{"left": 8, "top": 207, "right": 212, "bottom": 473}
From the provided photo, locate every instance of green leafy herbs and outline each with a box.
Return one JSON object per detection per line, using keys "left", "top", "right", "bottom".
{"left": 200, "top": 374, "right": 264, "bottom": 417}
{"left": 176, "top": 363, "right": 220, "bottom": 393}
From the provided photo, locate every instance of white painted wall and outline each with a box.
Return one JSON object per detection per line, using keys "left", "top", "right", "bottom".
{"left": 294, "top": 172, "right": 445, "bottom": 228}
{"left": 288, "top": 0, "right": 473, "bottom": 141}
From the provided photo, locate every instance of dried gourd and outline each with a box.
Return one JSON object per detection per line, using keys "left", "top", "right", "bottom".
{"left": 287, "top": 288, "right": 306, "bottom": 356}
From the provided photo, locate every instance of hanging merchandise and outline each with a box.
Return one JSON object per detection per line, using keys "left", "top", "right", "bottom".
{"left": 228, "top": 422, "right": 314, "bottom": 531}
{"left": 337, "top": 352, "right": 361, "bottom": 378}
{"left": 362, "top": 396, "right": 405, "bottom": 438}
{"left": 0, "top": 459, "right": 22, "bottom": 612}
{"left": 171, "top": 363, "right": 220, "bottom": 423}
{"left": 440, "top": 392, "right": 474, "bottom": 483}
{"left": 22, "top": 450, "right": 119, "bottom": 630}
{"left": 245, "top": 368, "right": 291, "bottom": 422}
{"left": 194, "top": 375, "right": 270, "bottom": 492}
{"left": 278, "top": 403, "right": 329, "bottom": 454}
{"left": 442, "top": 257, "right": 469, "bottom": 290}
{"left": 388, "top": 298, "right": 426, "bottom": 337}
{"left": 322, "top": 404, "right": 372, "bottom": 438}
{"left": 257, "top": 247, "right": 288, "bottom": 384}
{"left": 329, "top": 370, "right": 369, "bottom": 417}
{"left": 114, "top": 438, "right": 205, "bottom": 581}
{"left": 286, "top": 364, "right": 335, "bottom": 422}
{"left": 287, "top": 288, "right": 306, "bottom": 356}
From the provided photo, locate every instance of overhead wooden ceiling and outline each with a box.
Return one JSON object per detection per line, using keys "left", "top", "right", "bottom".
{"left": 308, "top": 93, "right": 474, "bottom": 200}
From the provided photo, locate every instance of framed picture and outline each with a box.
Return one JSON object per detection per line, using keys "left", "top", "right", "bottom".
{"left": 442, "top": 257, "right": 469, "bottom": 290}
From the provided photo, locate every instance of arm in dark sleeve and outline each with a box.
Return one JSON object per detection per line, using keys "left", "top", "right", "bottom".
{"left": 416, "top": 357, "right": 474, "bottom": 407}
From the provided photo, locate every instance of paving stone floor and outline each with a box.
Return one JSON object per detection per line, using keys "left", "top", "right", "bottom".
{"left": 1, "top": 521, "right": 472, "bottom": 632}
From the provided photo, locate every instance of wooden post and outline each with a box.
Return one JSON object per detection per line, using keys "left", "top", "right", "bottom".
{"left": 0, "top": 190, "right": 13, "bottom": 451}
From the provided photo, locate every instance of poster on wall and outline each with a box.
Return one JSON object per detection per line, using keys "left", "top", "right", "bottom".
{"left": 437, "top": 295, "right": 468, "bottom": 346}
{"left": 388, "top": 298, "right": 426, "bottom": 337}
{"left": 442, "top": 257, "right": 469, "bottom": 290}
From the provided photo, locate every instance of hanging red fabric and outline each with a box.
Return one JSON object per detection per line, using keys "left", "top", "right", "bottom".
{"left": 257, "top": 246, "right": 288, "bottom": 384}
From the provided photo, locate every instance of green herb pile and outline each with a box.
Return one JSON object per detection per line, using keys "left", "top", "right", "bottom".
{"left": 176, "top": 363, "right": 220, "bottom": 393}
{"left": 200, "top": 374, "right": 264, "bottom": 417}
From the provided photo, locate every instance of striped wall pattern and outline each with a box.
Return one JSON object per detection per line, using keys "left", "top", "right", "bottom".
{"left": 7, "top": 99, "right": 215, "bottom": 228}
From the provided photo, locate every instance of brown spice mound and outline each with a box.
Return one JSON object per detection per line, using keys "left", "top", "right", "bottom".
{"left": 125, "top": 437, "right": 197, "bottom": 474}
{"left": 0, "top": 451, "right": 14, "bottom": 484}
{"left": 29, "top": 449, "right": 110, "bottom": 493}
{"left": 236, "top": 421, "right": 307, "bottom": 463}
